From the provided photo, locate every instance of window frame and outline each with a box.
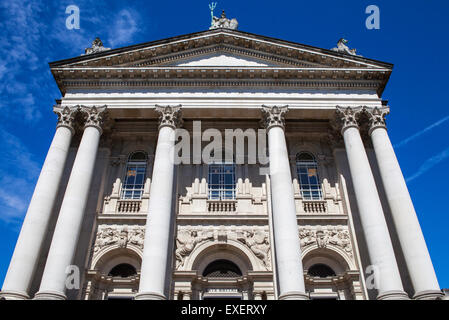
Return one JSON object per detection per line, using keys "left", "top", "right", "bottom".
{"left": 121, "top": 151, "right": 148, "bottom": 200}
{"left": 207, "top": 162, "right": 236, "bottom": 200}
{"left": 296, "top": 152, "right": 323, "bottom": 201}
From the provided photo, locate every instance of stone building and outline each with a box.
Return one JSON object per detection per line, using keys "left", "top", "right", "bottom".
{"left": 0, "top": 21, "right": 442, "bottom": 300}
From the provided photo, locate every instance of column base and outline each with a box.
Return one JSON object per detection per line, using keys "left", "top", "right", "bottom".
{"left": 413, "top": 290, "right": 444, "bottom": 300}
{"left": 377, "top": 290, "right": 410, "bottom": 300}
{"left": 0, "top": 290, "right": 30, "bottom": 300}
{"left": 279, "top": 291, "right": 309, "bottom": 300}
{"left": 33, "top": 290, "right": 67, "bottom": 300}
{"left": 134, "top": 291, "right": 166, "bottom": 300}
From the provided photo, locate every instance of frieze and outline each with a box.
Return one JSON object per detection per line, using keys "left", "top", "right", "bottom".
{"left": 93, "top": 225, "right": 145, "bottom": 254}
{"left": 299, "top": 226, "right": 353, "bottom": 257}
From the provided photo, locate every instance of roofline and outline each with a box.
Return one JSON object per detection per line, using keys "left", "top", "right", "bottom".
{"left": 48, "top": 28, "right": 394, "bottom": 69}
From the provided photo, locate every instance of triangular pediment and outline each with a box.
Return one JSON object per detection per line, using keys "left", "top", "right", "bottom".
{"left": 51, "top": 29, "right": 392, "bottom": 70}
{"left": 49, "top": 29, "right": 393, "bottom": 95}
{"left": 160, "top": 52, "right": 282, "bottom": 67}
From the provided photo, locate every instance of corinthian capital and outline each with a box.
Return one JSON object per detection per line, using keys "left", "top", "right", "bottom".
{"left": 335, "top": 106, "right": 363, "bottom": 133}
{"left": 53, "top": 105, "right": 77, "bottom": 135}
{"left": 80, "top": 105, "right": 108, "bottom": 133}
{"left": 261, "top": 105, "right": 288, "bottom": 130}
{"left": 363, "top": 106, "right": 390, "bottom": 135}
{"left": 155, "top": 104, "right": 182, "bottom": 129}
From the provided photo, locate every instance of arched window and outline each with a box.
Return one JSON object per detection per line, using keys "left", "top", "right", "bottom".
{"left": 307, "top": 264, "right": 336, "bottom": 278}
{"left": 203, "top": 259, "right": 242, "bottom": 278}
{"left": 108, "top": 263, "right": 137, "bottom": 278}
{"left": 121, "top": 151, "right": 148, "bottom": 199}
{"left": 208, "top": 162, "right": 236, "bottom": 200}
{"left": 296, "top": 152, "right": 322, "bottom": 200}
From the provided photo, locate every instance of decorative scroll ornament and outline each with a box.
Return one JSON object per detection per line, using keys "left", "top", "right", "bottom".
{"left": 53, "top": 105, "right": 77, "bottom": 134}
{"left": 209, "top": 6, "right": 238, "bottom": 30}
{"left": 175, "top": 230, "right": 213, "bottom": 269}
{"left": 331, "top": 38, "right": 360, "bottom": 56}
{"left": 237, "top": 230, "right": 271, "bottom": 269}
{"left": 155, "top": 104, "right": 182, "bottom": 129}
{"left": 335, "top": 106, "right": 363, "bottom": 133}
{"left": 363, "top": 106, "right": 390, "bottom": 135}
{"left": 299, "top": 226, "right": 353, "bottom": 257}
{"left": 83, "top": 37, "right": 110, "bottom": 55}
{"left": 93, "top": 225, "right": 145, "bottom": 254}
{"left": 80, "top": 105, "right": 108, "bottom": 132}
{"left": 261, "top": 105, "right": 288, "bottom": 130}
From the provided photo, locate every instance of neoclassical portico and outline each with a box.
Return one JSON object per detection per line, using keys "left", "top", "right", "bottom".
{"left": 1, "top": 27, "right": 442, "bottom": 300}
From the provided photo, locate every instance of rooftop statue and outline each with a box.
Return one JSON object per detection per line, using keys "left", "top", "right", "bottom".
{"left": 331, "top": 38, "right": 361, "bottom": 56}
{"left": 83, "top": 37, "right": 110, "bottom": 55}
{"left": 209, "top": 2, "right": 238, "bottom": 30}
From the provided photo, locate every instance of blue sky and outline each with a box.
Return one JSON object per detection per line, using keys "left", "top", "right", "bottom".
{"left": 0, "top": 0, "right": 448, "bottom": 290}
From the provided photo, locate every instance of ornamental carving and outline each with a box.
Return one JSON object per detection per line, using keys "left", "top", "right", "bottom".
{"left": 53, "top": 105, "right": 77, "bottom": 133}
{"left": 299, "top": 226, "right": 353, "bottom": 256}
{"left": 335, "top": 106, "right": 363, "bottom": 133}
{"left": 209, "top": 9, "right": 238, "bottom": 30}
{"left": 80, "top": 105, "right": 108, "bottom": 132}
{"left": 363, "top": 106, "right": 389, "bottom": 134}
{"left": 331, "top": 38, "right": 360, "bottom": 56}
{"left": 83, "top": 37, "right": 110, "bottom": 55}
{"left": 261, "top": 105, "right": 288, "bottom": 130}
{"left": 237, "top": 230, "right": 271, "bottom": 269}
{"left": 93, "top": 225, "right": 145, "bottom": 254}
{"left": 175, "top": 230, "right": 213, "bottom": 269}
{"left": 155, "top": 104, "right": 182, "bottom": 129}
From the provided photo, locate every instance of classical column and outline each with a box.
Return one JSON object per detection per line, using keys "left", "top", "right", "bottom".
{"left": 34, "top": 106, "right": 107, "bottom": 300}
{"left": 365, "top": 107, "right": 441, "bottom": 300}
{"left": 135, "top": 105, "right": 182, "bottom": 300}
{"left": 336, "top": 106, "right": 409, "bottom": 300}
{"left": 0, "top": 106, "right": 77, "bottom": 300}
{"left": 261, "top": 105, "right": 307, "bottom": 300}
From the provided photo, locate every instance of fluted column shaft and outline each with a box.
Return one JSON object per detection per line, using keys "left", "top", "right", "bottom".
{"left": 336, "top": 106, "right": 408, "bottom": 300}
{"left": 34, "top": 106, "right": 107, "bottom": 300}
{"left": 0, "top": 107, "right": 76, "bottom": 300}
{"left": 262, "top": 106, "right": 307, "bottom": 300}
{"left": 366, "top": 107, "right": 441, "bottom": 300}
{"left": 136, "top": 105, "right": 181, "bottom": 300}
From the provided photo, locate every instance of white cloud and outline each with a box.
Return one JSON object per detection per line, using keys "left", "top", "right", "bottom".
{"left": 406, "top": 146, "right": 449, "bottom": 183}
{"left": 394, "top": 115, "right": 449, "bottom": 149}
{"left": 107, "top": 9, "right": 140, "bottom": 47}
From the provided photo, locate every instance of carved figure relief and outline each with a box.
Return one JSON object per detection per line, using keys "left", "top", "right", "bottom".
{"left": 299, "top": 226, "right": 353, "bottom": 256}
{"left": 94, "top": 225, "right": 145, "bottom": 254}
{"left": 175, "top": 230, "right": 214, "bottom": 269}
{"left": 237, "top": 230, "right": 271, "bottom": 269}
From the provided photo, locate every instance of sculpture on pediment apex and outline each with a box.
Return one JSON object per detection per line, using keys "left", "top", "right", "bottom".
{"left": 332, "top": 38, "right": 360, "bottom": 56}
{"left": 83, "top": 37, "right": 110, "bottom": 55}
{"left": 209, "top": 2, "right": 238, "bottom": 30}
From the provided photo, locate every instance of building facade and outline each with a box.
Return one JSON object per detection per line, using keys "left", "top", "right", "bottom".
{"left": 0, "top": 25, "right": 443, "bottom": 300}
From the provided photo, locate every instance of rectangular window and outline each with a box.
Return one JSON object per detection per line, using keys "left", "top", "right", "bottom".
{"left": 297, "top": 162, "right": 322, "bottom": 200}
{"left": 208, "top": 163, "right": 236, "bottom": 200}
{"left": 121, "top": 163, "right": 147, "bottom": 200}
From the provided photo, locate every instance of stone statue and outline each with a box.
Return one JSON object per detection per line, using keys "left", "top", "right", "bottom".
{"left": 237, "top": 231, "right": 271, "bottom": 269}
{"left": 331, "top": 38, "right": 359, "bottom": 56}
{"left": 83, "top": 37, "right": 110, "bottom": 55}
{"left": 175, "top": 230, "right": 213, "bottom": 269}
{"left": 209, "top": 8, "right": 238, "bottom": 30}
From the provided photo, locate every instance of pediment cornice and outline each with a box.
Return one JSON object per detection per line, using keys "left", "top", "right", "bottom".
{"left": 50, "top": 29, "right": 392, "bottom": 95}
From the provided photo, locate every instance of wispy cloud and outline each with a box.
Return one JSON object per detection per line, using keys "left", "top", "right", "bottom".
{"left": 107, "top": 9, "right": 141, "bottom": 47}
{"left": 394, "top": 115, "right": 449, "bottom": 149}
{"left": 0, "top": 129, "right": 41, "bottom": 224}
{"left": 406, "top": 146, "right": 449, "bottom": 183}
